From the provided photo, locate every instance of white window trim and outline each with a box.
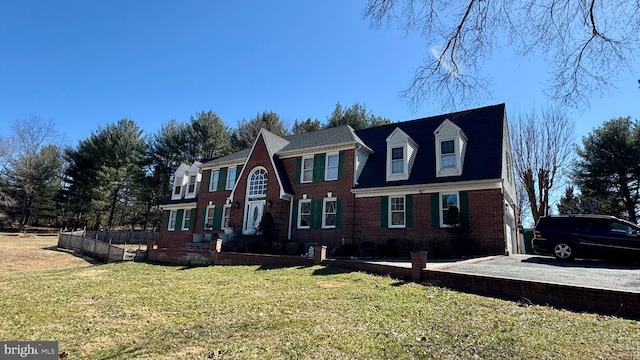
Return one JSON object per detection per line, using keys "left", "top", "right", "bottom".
{"left": 386, "top": 144, "right": 409, "bottom": 181}
{"left": 247, "top": 167, "right": 268, "bottom": 198}
{"left": 186, "top": 175, "right": 197, "bottom": 195}
{"left": 226, "top": 168, "right": 236, "bottom": 190}
{"left": 168, "top": 210, "right": 177, "bottom": 231}
{"left": 297, "top": 199, "right": 311, "bottom": 229}
{"left": 322, "top": 197, "right": 337, "bottom": 229}
{"left": 389, "top": 195, "right": 406, "bottom": 229}
{"left": 222, "top": 204, "right": 232, "bottom": 230}
{"left": 325, "top": 152, "right": 339, "bottom": 181}
{"left": 439, "top": 192, "right": 460, "bottom": 228}
{"left": 301, "top": 156, "right": 314, "bottom": 183}
{"left": 209, "top": 170, "right": 220, "bottom": 192}
{"left": 204, "top": 206, "right": 216, "bottom": 230}
{"left": 181, "top": 209, "right": 192, "bottom": 230}
{"left": 173, "top": 184, "right": 182, "bottom": 196}
{"left": 434, "top": 119, "right": 466, "bottom": 178}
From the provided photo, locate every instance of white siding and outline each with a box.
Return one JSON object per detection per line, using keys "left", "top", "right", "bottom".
{"left": 354, "top": 148, "right": 369, "bottom": 185}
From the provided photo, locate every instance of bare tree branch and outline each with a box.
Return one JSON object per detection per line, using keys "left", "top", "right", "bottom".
{"left": 365, "top": 0, "right": 640, "bottom": 109}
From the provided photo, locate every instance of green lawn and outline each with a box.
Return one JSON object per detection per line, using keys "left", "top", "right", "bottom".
{"left": 1, "top": 262, "right": 639, "bottom": 359}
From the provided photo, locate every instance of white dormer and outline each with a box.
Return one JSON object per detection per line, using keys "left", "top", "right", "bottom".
{"left": 171, "top": 162, "right": 202, "bottom": 200}
{"left": 171, "top": 163, "right": 190, "bottom": 200}
{"left": 184, "top": 161, "right": 202, "bottom": 199}
{"left": 434, "top": 119, "right": 467, "bottom": 177}
{"left": 386, "top": 128, "right": 418, "bottom": 182}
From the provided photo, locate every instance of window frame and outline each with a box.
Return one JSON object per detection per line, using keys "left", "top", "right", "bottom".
{"left": 440, "top": 192, "right": 459, "bottom": 228}
{"left": 181, "top": 209, "right": 192, "bottom": 230}
{"left": 204, "top": 206, "right": 215, "bottom": 230}
{"left": 301, "top": 156, "right": 314, "bottom": 183}
{"left": 389, "top": 195, "right": 406, "bottom": 228}
{"left": 173, "top": 184, "right": 181, "bottom": 196}
{"left": 390, "top": 146, "right": 405, "bottom": 175}
{"left": 322, "top": 197, "right": 338, "bottom": 229}
{"left": 325, "top": 153, "right": 339, "bottom": 181}
{"left": 209, "top": 170, "right": 219, "bottom": 192}
{"left": 168, "top": 210, "right": 177, "bottom": 231}
{"left": 187, "top": 175, "right": 197, "bottom": 194}
{"left": 440, "top": 140, "right": 456, "bottom": 169}
{"left": 222, "top": 204, "right": 232, "bottom": 229}
{"left": 225, "top": 167, "right": 237, "bottom": 190}
{"left": 297, "top": 199, "right": 311, "bottom": 229}
{"left": 247, "top": 168, "right": 268, "bottom": 198}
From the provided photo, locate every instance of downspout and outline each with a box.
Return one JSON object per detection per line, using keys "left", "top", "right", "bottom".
{"left": 288, "top": 196, "right": 293, "bottom": 240}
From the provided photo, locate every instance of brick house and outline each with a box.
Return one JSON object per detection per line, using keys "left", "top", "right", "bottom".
{"left": 159, "top": 104, "right": 519, "bottom": 258}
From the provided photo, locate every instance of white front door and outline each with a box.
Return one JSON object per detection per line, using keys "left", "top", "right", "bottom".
{"left": 244, "top": 200, "right": 265, "bottom": 235}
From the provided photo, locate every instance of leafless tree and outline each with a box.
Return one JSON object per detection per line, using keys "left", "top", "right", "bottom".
{"left": 7, "top": 116, "right": 60, "bottom": 230}
{"left": 510, "top": 107, "right": 574, "bottom": 224}
{"left": 364, "top": 0, "right": 639, "bottom": 109}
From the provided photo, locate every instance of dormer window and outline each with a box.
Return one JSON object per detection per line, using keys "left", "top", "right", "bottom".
{"left": 187, "top": 175, "right": 197, "bottom": 194}
{"left": 434, "top": 119, "right": 467, "bottom": 177}
{"left": 386, "top": 128, "right": 418, "bottom": 182}
{"left": 173, "top": 184, "right": 181, "bottom": 195}
{"left": 391, "top": 147, "right": 404, "bottom": 174}
{"left": 440, "top": 140, "right": 456, "bottom": 168}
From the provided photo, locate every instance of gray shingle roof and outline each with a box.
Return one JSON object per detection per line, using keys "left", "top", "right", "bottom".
{"left": 201, "top": 148, "right": 251, "bottom": 166}
{"left": 278, "top": 126, "right": 369, "bottom": 154}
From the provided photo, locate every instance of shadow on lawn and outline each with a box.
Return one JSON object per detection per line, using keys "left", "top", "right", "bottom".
{"left": 42, "top": 246, "right": 104, "bottom": 265}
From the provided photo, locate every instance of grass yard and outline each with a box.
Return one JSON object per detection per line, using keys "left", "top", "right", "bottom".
{"left": 1, "top": 234, "right": 639, "bottom": 359}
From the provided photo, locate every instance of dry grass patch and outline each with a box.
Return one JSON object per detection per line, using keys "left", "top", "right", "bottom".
{"left": 0, "top": 233, "right": 94, "bottom": 272}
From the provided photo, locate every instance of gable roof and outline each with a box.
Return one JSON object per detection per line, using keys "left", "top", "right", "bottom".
{"left": 353, "top": 104, "right": 506, "bottom": 189}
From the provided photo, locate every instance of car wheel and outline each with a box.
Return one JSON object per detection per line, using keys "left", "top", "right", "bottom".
{"left": 553, "top": 242, "right": 574, "bottom": 260}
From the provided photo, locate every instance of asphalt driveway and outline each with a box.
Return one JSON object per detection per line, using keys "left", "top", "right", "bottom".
{"left": 432, "top": 254, "right": 640, "bottom": 293}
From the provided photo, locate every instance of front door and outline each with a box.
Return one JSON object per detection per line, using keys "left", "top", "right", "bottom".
{"left": 243, "top": 200, "right": 265, "bottom": 235}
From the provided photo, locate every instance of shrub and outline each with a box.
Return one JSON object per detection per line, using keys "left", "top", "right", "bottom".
{"left": 357, "top": 241, "right": 375, "bottom": 258}
{"left": 285, "top": 241, "right": 301, "bottom": 256}
{"left": 271, "top": 241, "right": 283, "bottom": 255}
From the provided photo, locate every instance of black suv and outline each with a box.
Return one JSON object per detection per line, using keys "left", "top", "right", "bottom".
{"left": 532, "top": 214, "right": 640, "bottom": 260}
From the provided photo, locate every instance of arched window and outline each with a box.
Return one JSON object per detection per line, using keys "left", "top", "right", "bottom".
{"left": 247, "top": 168, "right": 268, "bottom": 197}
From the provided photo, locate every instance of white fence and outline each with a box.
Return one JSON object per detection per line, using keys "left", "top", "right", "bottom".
{"left": 58, "top": 232, "right": 126, "bottom": 262}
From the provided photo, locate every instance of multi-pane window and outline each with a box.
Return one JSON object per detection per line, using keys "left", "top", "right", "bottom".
{"left": 187, "top": 175, "right": 197, "bottom": 194}
{"left": 182, "top": 209, "right": 192, "bottom": 230}
{"left": 205, "top": 206, "right": 215, "bottom": 229}
{"left": 302, "top": 157, "right": 314, "bottom": 183}
{"left": 325, "top": 153, "right": 339, "bottom": 181}
{"left": 226, "top": 168, "right": 237, "bottom": 190}
{"left": 168, "top": 210, "right": 177, "bottom": 231}
{"left": 390, "top": 196, "right": 405, "bottom": 227}
{"left": 441, "top": 140, "right": 456, "bottom": 168}
{"left": 298, "top": 200, "right": 311, "bottom": 229}
{"left": 391, "top": 147, "right": 404, "bottom": 174}
{"left": 441, "top": 193, "right": 459, "bottom": 226}
{"left": 248, "top": 168, "right": 268, "bottom": 197}
{"left": 222, "top": 205, "right": 231, "bottom": 228}
{"left": 209, "top": 171, "right": 219, "bottom": 191}
{"left": 173, "top": 184, "right": 181, "bottom": 195}
{"left": 323, "top": 199, "right": 337, "bottom": 228}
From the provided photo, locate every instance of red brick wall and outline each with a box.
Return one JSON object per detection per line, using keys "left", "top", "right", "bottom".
{"left": 284, "top": 149, "right": 357, "bottom": 251}
{"left": 229, "top": 135, "right": 291, "bottom": 239}
{"left": 354, "top": 189, "right": 506, "bottom": 257}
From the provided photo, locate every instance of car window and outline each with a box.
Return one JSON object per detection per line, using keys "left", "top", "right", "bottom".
{"left": 609, "top": 221, "right": 636, "bottom": 235}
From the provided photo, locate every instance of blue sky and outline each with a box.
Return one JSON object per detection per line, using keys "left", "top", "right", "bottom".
{"left": 1, "top": 0, "right": 638, "bottom": 147}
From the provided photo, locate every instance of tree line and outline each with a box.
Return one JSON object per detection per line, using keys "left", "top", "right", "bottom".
{"left": 2, "top": 102, "right": 638, "bottom": 232}
{"left": 512, "top": 108, "right": 640, "bottom": 227}
{"left": 0, "top": 102, "right": 389, "bottom": 231}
